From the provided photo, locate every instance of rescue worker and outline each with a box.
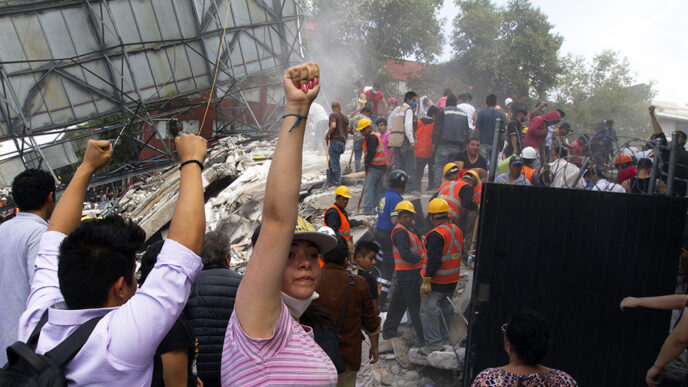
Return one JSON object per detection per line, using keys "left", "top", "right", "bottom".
{"left": 437, "top": 163, "right": 478, "bottom": 232}
{"left": 614, "top": 153, "right": 637, "bottom": 185}
{"left": 419, "top": 198, "right": 463, "bottom": 354}
{"left": 381, "top": 201, "right": 425, "bottom": 344}
{"left": 521, "top": 147, "right": 541, "bottom": 185}
{"left": 324, "top": 185, "right": 370, "bottom": 243}
{"left": 359, "top": 117, "right": 388, "bottom": 214}
{"left": 375, "top": 170, "right": 408, "bottom": 311}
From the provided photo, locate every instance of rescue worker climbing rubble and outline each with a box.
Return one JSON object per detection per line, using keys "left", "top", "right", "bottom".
{"left": 419, "top": 198, "right": 463, "bottom": 355}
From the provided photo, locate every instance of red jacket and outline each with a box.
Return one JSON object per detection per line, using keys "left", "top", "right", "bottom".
{"left": 522, "top": 110, "right": 561, "bottom": 149}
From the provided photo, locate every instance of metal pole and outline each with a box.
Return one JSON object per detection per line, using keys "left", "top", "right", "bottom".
{"left": 666, "top": 131, "right": 680, "bottom": 196}
{"left": 488, "top": 118, "right": 503, "bottom": 182}
{"left": 648, "top": 142, "right": 661, "bottom": 195}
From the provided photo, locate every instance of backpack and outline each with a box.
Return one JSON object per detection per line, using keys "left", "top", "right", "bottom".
{"left": 389, "top": 106, "right": 410, "bottom": 148}
{"left": 0, "top": 311, "right": 103, "bottom": 386}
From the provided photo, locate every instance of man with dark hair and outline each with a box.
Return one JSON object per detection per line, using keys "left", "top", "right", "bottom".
{"left": 649, "top": 105, "right": 688, "bottom": 197}
{"left": 474, "top": 94, "right": 507, "bottom": 159}
{"left": 0, "top": 168, "right": 55, "bottom": 363}
{"left": 434, "top": 94, "right": 470, "bottom": 188}
{"left": 504, "top": 105, "right": 528, "bottom": 157}
{"left": 186, "top": 231, "right": 242, "bottom": 386}
{"left": 454, "top": 138, "right": 488, "bottom": 170}
{"left": 350, "top": 240, "right": 380, "bottom": 387}
{"left": 315, "top": 237, "right": 380, "bottom": 386}
{"left": 17, "top": 136, "right": 207, "bottom": 384}
{"left": 327, "top": 101, "right": 349, "bottom": 186}
{"left": 390, "top": 91, "right": 418, "bottom": 188}
{"left": 548, "top": 146, "right": 585, "bottom": 189}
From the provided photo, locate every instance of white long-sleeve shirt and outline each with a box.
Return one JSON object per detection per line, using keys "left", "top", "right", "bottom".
{"left": 401, "top": 103, "right": 414, "bottom": 145}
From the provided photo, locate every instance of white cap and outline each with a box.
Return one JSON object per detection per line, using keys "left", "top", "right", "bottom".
{"left": 522, "top": 146, "right": 537, "bottom": 159}
{"left": 505, "top": 98, "right": 513, "bottom": 106}
{"left": 317, "top": 226, "right": 336, "bottom": 238}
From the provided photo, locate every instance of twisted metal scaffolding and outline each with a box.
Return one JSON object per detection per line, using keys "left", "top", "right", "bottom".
{"left": 0, "top": 0, "right": 304, "bottom": 186}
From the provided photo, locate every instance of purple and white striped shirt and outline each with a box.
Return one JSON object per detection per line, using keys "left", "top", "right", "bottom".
{"left": 221, "top": 302, "right": 337, "bottom": 386}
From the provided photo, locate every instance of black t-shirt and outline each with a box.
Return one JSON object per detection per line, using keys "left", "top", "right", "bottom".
{"left": 152, "top": 315, "right": 197, "bottom": 387}
{"left": 656, "top": 133, "right": 688, "bottom": 196}
{"left": 453, "top": 152, "right": 488, "bottom": 170}
{"left": 356, "top": 268, "right": 378, "bottom": 300}
{"left": 503, "top": 119, "right": 523, "bottom": 156}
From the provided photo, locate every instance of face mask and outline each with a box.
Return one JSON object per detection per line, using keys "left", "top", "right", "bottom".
{"left": 409, "top": 101, "right": 417, "bottom": 108}
{"left": 281, "top": 291, "right": 319, "bottom": 319}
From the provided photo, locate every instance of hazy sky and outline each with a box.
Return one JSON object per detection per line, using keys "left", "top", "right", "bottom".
{"left": 438, "top": 0, "right": 687, "bottom": 104}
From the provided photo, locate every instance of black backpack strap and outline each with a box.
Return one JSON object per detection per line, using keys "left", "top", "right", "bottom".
{"left": 336, "top": 275, "right": 356, "bottom": 333}
{"left": 43, "top": 315, "right": 104, "bottom": 366}
{"left": 26, "top": 310, "right": 49, "bottom": 349}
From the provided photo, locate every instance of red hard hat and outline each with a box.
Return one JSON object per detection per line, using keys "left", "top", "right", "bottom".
{"left": 614, "top": 154, "right": 632, "bottom": 165}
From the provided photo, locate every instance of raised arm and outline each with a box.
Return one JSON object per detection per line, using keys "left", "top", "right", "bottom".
{"left": 167, "top": 134, "right": 208, "bottom": 254}
{"left": 48, "top": 140, "right": 113, "bottom": 234}
{"left": 620, "top": 294, "right": 688, "bottom": 311}
{"left": 649, "top": 106, "right": 664, "bottom": 136}
{"left": 235, "top": 63, "right": 320, "bottom": 339}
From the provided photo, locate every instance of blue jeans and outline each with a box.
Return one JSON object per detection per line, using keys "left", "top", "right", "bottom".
{"left": 327, "top": 140, "right": 345, "bottom": 186}
{"left": 354, "top": 138, "right": 365, "bottom": 172}
{"left": 421, "top": 290, "right": 454, "bottom": 347}
{"left": 364, "top": 167, "right": 385, "bottom": 212}
{"left": 434, "top": 143, "right": 462, "bottom": 188}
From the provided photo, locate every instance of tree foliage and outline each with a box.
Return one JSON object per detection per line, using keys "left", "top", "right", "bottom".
{"left": 447, "top": 0, "right": 562, "bottom": 103}
{"left": 551, "top": 50, "right": 655, "bottom": 138}
{"left": 303, "top": 0, "right": 444, "bottom": 100}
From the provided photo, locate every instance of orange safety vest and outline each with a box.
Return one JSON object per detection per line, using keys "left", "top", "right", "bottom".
{"left": 522, "top": 165, "right": 536, "bottom": 184}
{"left": 473, "top": 182, "right": 482, "bottom": 206}
{"left": 422, "top": 222, "right": 463, "bottom": 284}
{"left": 391, "top": 223, "right": 426, "bottom": 271}
{"left": 362, "top": 131, "right": 388, "bottom": 166}
{"left": 437, "top": 179, "right": 470, "bottom": 224}
{"left": 324, "top": 204, "right": 351, "bottom": 241}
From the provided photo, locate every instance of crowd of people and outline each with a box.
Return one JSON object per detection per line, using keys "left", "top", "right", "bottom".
{"left": 326, "top": 84, "right": 688, "bottom": 206}
{"left": 2, "top": 62, "right": 687, "bottom": 386}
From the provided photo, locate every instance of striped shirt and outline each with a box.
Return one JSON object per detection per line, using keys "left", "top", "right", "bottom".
{"left": 221, "top": 302, "right": 337, "bottom": 386}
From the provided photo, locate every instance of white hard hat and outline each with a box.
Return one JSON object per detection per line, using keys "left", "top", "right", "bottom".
{"left": 317, "top": 226, "right": 336, "bottom": 238}
{"left": 522, "top": 146, "right": 537, "bottom": 159}
{"left": 505, "top": 98, "right": 513, "bottom": 106}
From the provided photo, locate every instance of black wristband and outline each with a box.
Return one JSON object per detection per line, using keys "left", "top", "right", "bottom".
{"left": 179, "top": 159, "right": 204, "bottom": 171}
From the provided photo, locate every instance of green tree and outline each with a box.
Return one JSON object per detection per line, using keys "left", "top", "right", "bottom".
{"left": 448, "top": 0, "right": 562, "bottom": 104}
{"left": 303, "top": 0, "right": 444, "bottom": 103}
{"left": 551, "top": 50, "right": 655, "bottom": 138}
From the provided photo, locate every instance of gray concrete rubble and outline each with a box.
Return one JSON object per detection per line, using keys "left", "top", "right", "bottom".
{"left": 114, "top": 135, "right": 474, "bottom": 386}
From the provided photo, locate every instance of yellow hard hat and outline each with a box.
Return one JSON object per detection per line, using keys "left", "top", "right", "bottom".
{"left": 293, "top": 216, "right": 338, "bottom": 253}
{"left": 443, "top": 162, "right": 459, "bottom": 178}
{"left": 356, "top": 117, "right": 373, "bottom": 131}
{"left": 394, "top": 200, "right": 416, "bottom": 214}
{"left": 334, "top": 185, "right": 352, "bottom": 198}
{"left": 463, "top": 170, "right": 480, "bottom": 184}
{"left": 427, "top": 198, "right": 450, "bottom": 214}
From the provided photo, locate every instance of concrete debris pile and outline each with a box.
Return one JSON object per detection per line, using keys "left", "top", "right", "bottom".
{"left": 115, "top": 135, "right": 472, "bottom": 385}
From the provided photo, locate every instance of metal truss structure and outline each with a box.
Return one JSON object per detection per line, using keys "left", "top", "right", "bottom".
{"left": 0, "top": 0, "right": 304, "bottom": 187}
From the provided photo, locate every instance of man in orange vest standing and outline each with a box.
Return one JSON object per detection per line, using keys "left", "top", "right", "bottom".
{"left": 358, "top": 117, "right": 388, "bottom": 215}
{"left": 324, "top": 185, "right": 370, "bottom": 242}
{"left": 381, "top": 201, "right": 426, "bottom": 344}
{"left": 419, "top": 198, "right": 463, "bottom": 354}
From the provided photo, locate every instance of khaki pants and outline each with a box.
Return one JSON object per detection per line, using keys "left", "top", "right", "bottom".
{"left": 356, "top": 333, "right": 375, "bottom": 387}
{"left": 337, "top": 370, "right": 357, "bottom": 387}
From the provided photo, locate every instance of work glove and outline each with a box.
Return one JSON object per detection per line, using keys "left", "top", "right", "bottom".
{"left": 420, "top": 277, "right": 432, "bottom": 296}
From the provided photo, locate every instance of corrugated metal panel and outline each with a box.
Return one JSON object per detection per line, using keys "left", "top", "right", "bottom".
{"left": 464, "top": 183, "right": 688, "bottom": 387}
{"left": 0, "top": 0, "right": 301, "bottom": 138}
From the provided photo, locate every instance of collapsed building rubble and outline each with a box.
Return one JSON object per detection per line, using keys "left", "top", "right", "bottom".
{"left": 114, "top": 135, "right": 471, "bottom": 386}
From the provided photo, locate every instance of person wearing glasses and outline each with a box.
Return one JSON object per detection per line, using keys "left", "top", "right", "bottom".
{"left": 472, "top": 309, "right": 577, "bottom": 386}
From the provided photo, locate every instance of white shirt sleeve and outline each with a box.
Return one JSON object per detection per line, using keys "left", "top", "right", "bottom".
{"left": 404, "top": 108, "right": 414, "bottom": 144}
